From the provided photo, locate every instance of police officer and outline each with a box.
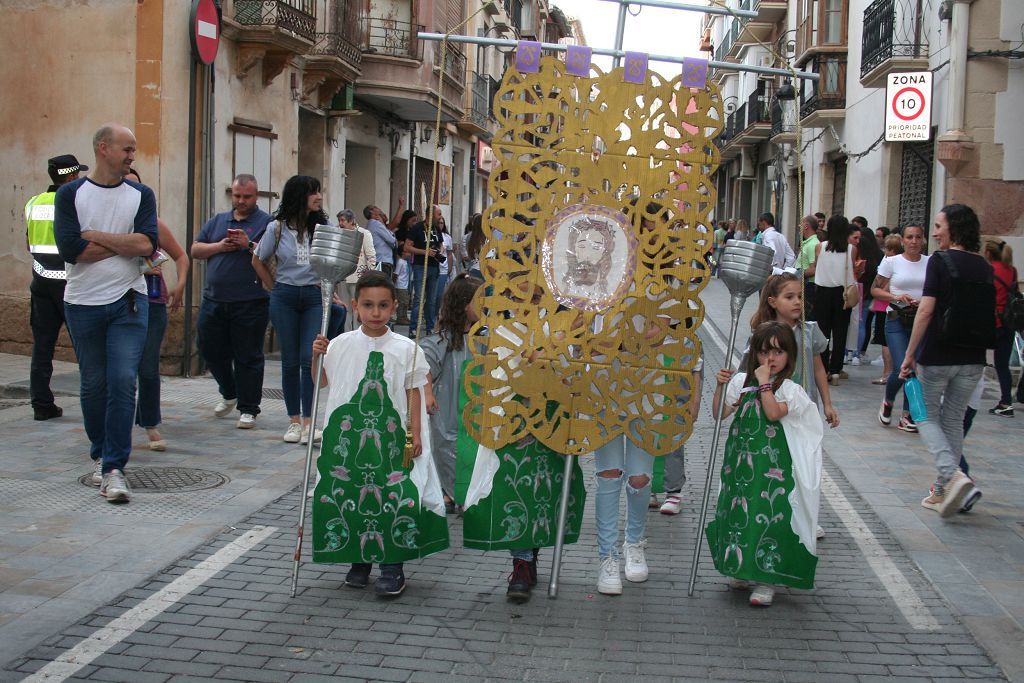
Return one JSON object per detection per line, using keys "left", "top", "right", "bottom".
{"left": 25, "top": 154, "right": 88, "bottom": 420}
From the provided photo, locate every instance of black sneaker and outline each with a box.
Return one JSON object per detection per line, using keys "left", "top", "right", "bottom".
{"left": 507, "top": 559, "right": 533, "bottom": 602}
{"left": 878, "top": 400, "right": 893, "bottom": 426}
{"left": 529, "top": 548, "right": 539, "bottom": 586}
{"left": 33, "top": 404, "right": 63, "bottom": 421}
{"left": 375, "top": 565, "right": 406, "bottom": 596}
{"left": 344, "top": 563, "right": 371, "bottom": 589}
{"left": 988, "top": 403, "right": 1014, "bottom": 417}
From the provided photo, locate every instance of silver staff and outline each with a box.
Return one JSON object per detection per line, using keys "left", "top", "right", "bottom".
{"left": 687, "top": 240, "right": 775, "bottom": 596}
{"left": 290, "top": 224, "right": 363, "bottom": 597}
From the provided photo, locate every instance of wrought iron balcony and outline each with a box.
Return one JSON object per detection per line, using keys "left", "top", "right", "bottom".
{"left": 311, "top": 30, "right": 362, "bottom": 67}
{"left": 234, "top": 0, "right": 316, "bottom": 43}
{"left": 462, "top": 73, "right": 497, "bottom": 137}
{"left": 435, "top": 42, "right": 467, "bottom": 88}
{"left": 770, "top": 95, "right": 797, "bottom": 142}
{"left": 799, "top": 54, "right": 848, "bottom": 124}
{"left": 860, "top": 0, "right": 930, "bottom": 86}
{"left": 365, "top": 17, "right": 422, "bottom": 59}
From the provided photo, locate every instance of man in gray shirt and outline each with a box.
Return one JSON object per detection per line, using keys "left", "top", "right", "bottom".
{"left": 364, "top": 205, "right": 396, "bottom": 277}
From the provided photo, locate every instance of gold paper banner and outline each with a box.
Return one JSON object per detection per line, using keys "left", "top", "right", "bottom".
{"left": 464, "top": 56, "right": 723, "bottom": 456}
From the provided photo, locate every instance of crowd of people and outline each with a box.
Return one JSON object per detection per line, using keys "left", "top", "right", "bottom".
{"left": 27, "top": 122, "right": 1022, "bottom": 607}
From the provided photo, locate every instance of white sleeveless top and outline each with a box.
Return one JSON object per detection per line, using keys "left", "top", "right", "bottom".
{"left": 814, "top": 241, "right": 854, "bottom": 288}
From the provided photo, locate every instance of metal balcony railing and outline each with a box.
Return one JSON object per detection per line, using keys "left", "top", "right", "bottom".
{"left": 310, "top": 4, "right": 363, "bottom": 65}
{"left": 365, "top": 17, "right": 422, "bottom": 59}
{"left": 799, "top": 54, "right": 848, "bottom": 118}
{"left": 746, "top": 85, "right": 773, "bottom": 125}
{"left": 234, "top": 0, "right": 317, "bottom": 42}
{"left": 311, "top": 31, "right": 362, "bottom": 66}
{"left": 466, "top": 73, "right": 495, "bottom": 132}
{"left": 861, "top": 0, "right": 930, "bottom": 78}
{"left": 733, "top": 103, "right": 747, "bottom": 135}
{"left": 435, "top": 42, "right": 467, "bottom": 87}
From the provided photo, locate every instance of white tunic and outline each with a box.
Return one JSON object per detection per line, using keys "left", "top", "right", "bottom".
{"left": 726, "top": 374, "right": 824, "bottom": 554}
{"left": 322, "top": 328, "right": 446, "bottom": 516}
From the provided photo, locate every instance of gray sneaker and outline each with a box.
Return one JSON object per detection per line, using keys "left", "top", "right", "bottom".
{"left": 100, "top": 469, "right": 131, "bottom": 504}
{"left": 90, "top": 459, "right": 103, "bottom": 486}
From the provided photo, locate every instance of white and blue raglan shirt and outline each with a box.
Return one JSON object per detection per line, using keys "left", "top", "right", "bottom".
{"left": 54, "top": 178, "right": 158, "bottom": 306}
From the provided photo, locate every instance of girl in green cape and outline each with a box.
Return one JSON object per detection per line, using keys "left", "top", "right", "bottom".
{"left": 708, "top": 321, "right": 823, "bottom": 607}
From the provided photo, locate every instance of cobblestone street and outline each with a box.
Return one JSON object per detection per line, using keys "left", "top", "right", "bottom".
{"left": 0, "top": 279, "right": 1020, "bottom": 682}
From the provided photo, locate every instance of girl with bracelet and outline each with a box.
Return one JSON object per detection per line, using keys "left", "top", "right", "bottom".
{"left": 706, "top": 321, "right": 824, "bottom": 607}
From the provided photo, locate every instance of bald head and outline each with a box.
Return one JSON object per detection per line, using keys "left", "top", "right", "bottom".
{"left": 92, "top": 123, "right": 137, "bottom": 183}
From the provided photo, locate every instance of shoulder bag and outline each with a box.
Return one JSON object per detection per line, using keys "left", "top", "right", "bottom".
{"left": 260, "top": 221, "right": 283, "bottom": 291}
{"left": 842, "top": 248, "right": 860, "bottom": 310}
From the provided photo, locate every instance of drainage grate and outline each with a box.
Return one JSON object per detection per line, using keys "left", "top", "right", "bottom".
{"left": 78, "top": 467, "right": 229, "bottom": 492}
{"left": 263, "top": 388, "right": 285, "bottom": 400}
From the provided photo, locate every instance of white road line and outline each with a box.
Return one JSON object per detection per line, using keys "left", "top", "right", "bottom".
{"left": 820, "top": 472, "right": 941, "bottom": 631}
{"left": 699, "top": 318, "right": 941, "bottom": 631}
{"left": 24, "top": 525, "right": 278, "bottom": 682}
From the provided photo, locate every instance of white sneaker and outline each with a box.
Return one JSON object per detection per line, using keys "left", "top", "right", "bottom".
{"left": 100, "top": 469, "right": 131, "bottom": 504}
{"left": 622, "top": 540, "right": 649, "bottom": 582}
{"left": 283, "top": 423, "right": 302, "bottom": 443}
{"left": 237, "top": 413, "right": 256, "bottom": 429}
{"left": 90, "top": 459, "right": 103, "bottom": 486}
{"left": 597, "top": 556, "right": 622, "bottom": 595}
{"left": 849, "top": 355, "right": 861, "bottom": 366}
{"left": 871, "top": 355, "right": 884, "bottom": 367}
{"left": 749, "top": 584, "right": 775, "bottom": 606}
{"left": 648, "top": 492, "right": 660, "bottom": 509}
{"left": 660, "top": 494, "right": 683, "bottom": 515}
{"left": 816, "top": 525, "right": 825, "bottom": 539}
{"left": 214, "top": 398, "right": 237, "bottom": 417}
{"left": 300, "top": 426, "right": 323, "bottom": 445}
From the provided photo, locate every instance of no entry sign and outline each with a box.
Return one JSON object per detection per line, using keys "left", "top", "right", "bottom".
{"left": 190, "top": 0, "right": 220, "bottom": 65}
{"left": 885, "top": 72, "right": 932, "bottom": 142}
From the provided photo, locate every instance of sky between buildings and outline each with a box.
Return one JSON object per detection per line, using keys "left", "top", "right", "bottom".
{"left": 552, "top": 0, "right": 706, "bottom": 77}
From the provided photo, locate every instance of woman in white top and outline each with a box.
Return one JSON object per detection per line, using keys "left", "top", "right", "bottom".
{"left": 870, "top": 224, "right": 929, "bottom": 432}
{"left": 812, "top": 215, "right": 861, "bottom": 384}
{"left": 335, "top": 209, "right": 376, "bottom": 332}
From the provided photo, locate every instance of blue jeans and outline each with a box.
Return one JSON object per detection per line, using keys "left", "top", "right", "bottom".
{"left": 270, "top": 283, "right": 322, "bottom": 418}
{"left": 198, "top": 297, "right": 269, "bottom": 416}
{"left": 65, "top": 291, "right": 148, "bottom": 473}
{"left": 594, "top": 437, "right": 654, "bottom": 558}
{"left": 916, "top": 364, "right": 982, "bottom": 485}
{"left": 409, "top": 265, "right": 439, "bottom": 337}
{"left": 884, "top": 317, "right": 910, "bottom": 413}
{"left": 135, "top": 302, "right": 168, "bottom": 428}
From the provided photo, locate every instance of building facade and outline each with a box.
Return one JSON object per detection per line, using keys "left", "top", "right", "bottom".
{"left": 707, "top": 0, "right": 1024, "bottom": 256}
{"left": 0, "top": 0, "right": 572, "bottom": 372}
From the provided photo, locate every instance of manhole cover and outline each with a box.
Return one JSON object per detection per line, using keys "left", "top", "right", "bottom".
{"left": 78, "top": 467, "right": 229, "bottom": 492}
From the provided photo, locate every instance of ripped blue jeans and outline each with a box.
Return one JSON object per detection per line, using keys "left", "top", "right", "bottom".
{"left": 594, "top": 437, "right": 654, "bottom": 558}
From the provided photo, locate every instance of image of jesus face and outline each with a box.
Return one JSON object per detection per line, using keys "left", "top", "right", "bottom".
{"left": 542, "top": 204, "right": 636, "bottom": 312}
{"left": 571, "top": 227, "right": 608, "bottom": 285}
{"left": 566, "top": 219, "right": 615, "bottom": 297}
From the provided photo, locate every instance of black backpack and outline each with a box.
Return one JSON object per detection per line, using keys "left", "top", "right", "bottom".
{"left": 934, "top": 250, "right": 997, "bottom": 349}
{"left": 994, "top": 272, "right": 1024, "bottom": 333}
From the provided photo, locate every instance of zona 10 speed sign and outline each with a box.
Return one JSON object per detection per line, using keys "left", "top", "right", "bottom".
{"left": 884, "top": 71, "right": 932, "bottom": 142}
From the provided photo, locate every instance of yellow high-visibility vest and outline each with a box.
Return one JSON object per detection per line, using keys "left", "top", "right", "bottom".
{"left": 25, "top": 191, "right": 66, "bottom": 279}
